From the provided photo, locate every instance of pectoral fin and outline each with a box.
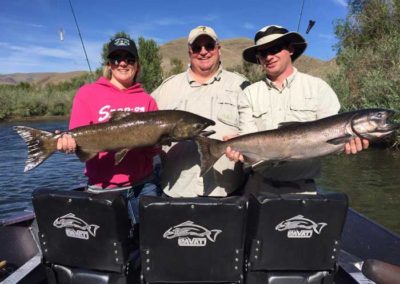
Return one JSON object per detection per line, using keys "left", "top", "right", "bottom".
{"left": 115, "top": 149, "right": 129, "bottom": 165}
{"left": 75, "top": 148, "right": 98, "bottom": 162}
{"left": 326, "top": 134, "right": 353, "bottom": 145}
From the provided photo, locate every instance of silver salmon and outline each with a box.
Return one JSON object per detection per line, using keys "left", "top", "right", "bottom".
{"left": 196, "top": 109, "right": 400, "bottom": 176}
{"left": 15, "top": 110, "right": 215, "bottom": 172}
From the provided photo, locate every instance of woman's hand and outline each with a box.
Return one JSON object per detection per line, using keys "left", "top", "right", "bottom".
{"left": 56, "top": 132, "right": 76, "bottom": 154}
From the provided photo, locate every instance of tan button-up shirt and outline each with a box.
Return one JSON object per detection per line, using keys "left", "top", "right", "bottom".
{"left": 238, "top": 68, "right": 340, "bottom": 181}
{"left": 152, "top": 67, "right": 250, "bottom": 197}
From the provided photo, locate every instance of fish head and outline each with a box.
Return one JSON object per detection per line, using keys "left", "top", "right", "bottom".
{"left": 173, "top": 113, "right": 215, "bottom": 139}
{"left": 351, "top": 109, "right": 400, "bottom": 140}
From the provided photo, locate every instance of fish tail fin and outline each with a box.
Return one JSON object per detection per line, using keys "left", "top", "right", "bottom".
{"left": 195, "top": 136, "right": 224, "bottom": 177}
{"left": 88, "top": 225, "right": 100, "bottom": 237}
{"left": 208, "top": 229, "right": 222, "bottom": 242}
{"left": 315, "top": 223, "right": 327, "bottom": 234}
{"left": 14, "top": 126, "right": 57, "bottom": 172}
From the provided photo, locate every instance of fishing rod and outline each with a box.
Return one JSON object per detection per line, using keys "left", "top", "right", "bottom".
{"left": 67, "top": 0, "right": 93, "bottom": 76}
{"left": 297, "top": 0, "right": 306, "bottom": 32}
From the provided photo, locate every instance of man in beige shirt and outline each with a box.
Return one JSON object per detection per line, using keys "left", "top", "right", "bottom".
{"left": 152, "top": 26, "right": 250, "bottom": 197}
{"left": 226, "top": 25, "right": 368, "bottom": 194}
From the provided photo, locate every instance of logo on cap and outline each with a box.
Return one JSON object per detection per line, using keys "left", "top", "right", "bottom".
{"left": 113, "top": 38, "right": 130, "bottom": 46}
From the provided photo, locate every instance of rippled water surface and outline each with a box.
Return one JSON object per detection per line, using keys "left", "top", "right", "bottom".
{"left": 1, "top": 119, "right": 399, "bottom": 235}
{"left": 0, "top": 119, "right": 86, "bottom": 219}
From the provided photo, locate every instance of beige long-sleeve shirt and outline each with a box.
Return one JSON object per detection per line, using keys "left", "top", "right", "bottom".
{"left": 152, "top": 67, "right": 250, "bottom": 197}
{"left": 238, "top": 68, "right": 340, "bottom": 181}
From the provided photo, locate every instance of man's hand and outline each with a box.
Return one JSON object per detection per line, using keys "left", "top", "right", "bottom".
{"left": 225, "top": 146, "right": 244, "bottom": 162}
{"left": 345, "top": 137, "right": 369, "bottom": 154}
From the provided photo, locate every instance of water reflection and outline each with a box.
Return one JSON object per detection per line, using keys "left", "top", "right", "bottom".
{"left": 317, "top": 149, "right": 400, "bottom": 234}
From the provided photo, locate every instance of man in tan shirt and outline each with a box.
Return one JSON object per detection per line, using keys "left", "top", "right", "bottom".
{"left": 152, "top": 26, "right": 250, "bottom": 197}
{"left": 226, "top": 25, "right": 368, "bottom": 194}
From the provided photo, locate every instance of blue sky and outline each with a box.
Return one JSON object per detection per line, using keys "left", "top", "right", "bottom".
{"left": 0, "top": 0, "right": 348, "bottom": 74}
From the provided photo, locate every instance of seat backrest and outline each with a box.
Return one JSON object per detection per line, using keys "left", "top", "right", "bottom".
{"left": 139, "top": 195, "right": 248, "bottom": 283}
{"left": 32, "top": 188, "right": 131, "bottom": 273}
{"left": 246, "top": 191, "right": 348, "bottom": 271}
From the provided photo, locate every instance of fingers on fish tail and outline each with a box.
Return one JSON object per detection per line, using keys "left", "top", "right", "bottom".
{"left": 14, "top": 126, "right": 56, "bottom": 172}
{"left": 195, "top": 136, "right": 222, "bottom": 177}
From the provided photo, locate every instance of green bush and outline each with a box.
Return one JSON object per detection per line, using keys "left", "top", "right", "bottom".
{"left": 329, "top": 0, "right": 400, "bottom": 144}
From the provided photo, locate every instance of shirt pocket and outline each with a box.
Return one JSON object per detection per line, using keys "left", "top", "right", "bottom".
{"left": 252, "top": 110, "right": 269, "bottom": 131}
{"left": 216, "top": 92, "right": 239, "bottom": 127}
{"left": 165, "top": 99, "right": 186, "bottom": 111}
{"left": 287, "top": 98, "right": 317, "bottom": 122}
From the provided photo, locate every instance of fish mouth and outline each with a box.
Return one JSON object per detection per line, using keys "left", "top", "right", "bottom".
{"left": 199, "top": 130, "right": 215, "bottom": 137}
{"left": 378, "top": 110, "right": 400, "bottom": 131}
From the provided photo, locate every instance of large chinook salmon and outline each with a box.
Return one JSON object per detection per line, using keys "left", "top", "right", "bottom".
{"left": 196, "top": 109, "right": 400, "bottom": 176}
{"left": 15, "top": 110, "right": 215, "bottom": 172}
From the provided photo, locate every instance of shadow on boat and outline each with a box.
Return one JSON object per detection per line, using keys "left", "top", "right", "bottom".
{"left": 1, "top": 187, "right": 399, "bottom": 284}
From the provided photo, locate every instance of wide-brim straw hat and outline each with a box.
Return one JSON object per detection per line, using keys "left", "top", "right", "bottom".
{"left": 243, "top": 25, "right": 307, "bottom": 64}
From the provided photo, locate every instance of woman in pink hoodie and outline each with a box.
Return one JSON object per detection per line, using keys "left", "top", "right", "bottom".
{"left": 57, "top": 37, "right": 160, "bottom": 224}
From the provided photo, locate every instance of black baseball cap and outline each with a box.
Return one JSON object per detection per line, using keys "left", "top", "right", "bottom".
{"left": 107, "top": 37, "right": 138, "bottom": 59}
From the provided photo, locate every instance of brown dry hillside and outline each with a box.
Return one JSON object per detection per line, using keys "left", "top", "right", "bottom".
{"left": 160, "top": 38, "right": 338, "bottom": 80}
{"left": 0, "top": 71, "right": 88, "bottom": 86}
{"left": 0, "top": 38, "right": 337, "bottom": 85}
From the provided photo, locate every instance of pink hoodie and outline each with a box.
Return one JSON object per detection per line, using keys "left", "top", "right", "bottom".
{"left": 69, "top": 77, "right": 159, "bottom": 188}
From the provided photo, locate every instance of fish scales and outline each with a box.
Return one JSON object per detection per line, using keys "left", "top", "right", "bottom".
{"left": 15, "top": 110, "right": 215, "bottom": 172}
{"left": 196, "top": 109, "right": 400, "bottom": 176}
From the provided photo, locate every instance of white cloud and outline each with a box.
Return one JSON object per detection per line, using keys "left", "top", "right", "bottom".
{"left": 155, "top": 18, "right": 186, "bottom": 26}
{"left": 243, "top": 23, "right": 256, "bottom": 30}
{"left": 332, "top": 0, "right": 347, "bottom": 7}
{"left": 318, "top": 33, "right": 335, "bottom": 40}
{"left": 0, "top": 37, "right": 104, "bottom": 73}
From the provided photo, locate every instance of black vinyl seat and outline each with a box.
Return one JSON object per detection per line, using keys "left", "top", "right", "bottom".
{"left": 32, "top": 188, "right": 136, "bottom": 284}
{"left": 244, "top": 191, "right": 349, "bottom": 284}
{"left": 139, "top": 195, "right": 248, "bottom": 283}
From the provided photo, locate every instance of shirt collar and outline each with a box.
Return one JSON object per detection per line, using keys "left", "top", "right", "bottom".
{"left": 264, "top": 67, "right": 298, "bottom": 90}
{"left": 186, "top": 65, "right": 223, "bottom": 86}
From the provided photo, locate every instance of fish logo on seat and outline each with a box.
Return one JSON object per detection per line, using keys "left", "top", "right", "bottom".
{"left": 275, "top": 215, "right": 327, "bottom": 238}
{"left": 163, "top": 221, "right": 222, "bottom": 247}
{"left": 53, "top": 213, "right": 100, "bottom": 240}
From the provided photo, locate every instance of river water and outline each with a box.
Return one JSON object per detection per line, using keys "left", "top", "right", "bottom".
{"left": 1, "top": 119, "right": 399, "bottom": 235}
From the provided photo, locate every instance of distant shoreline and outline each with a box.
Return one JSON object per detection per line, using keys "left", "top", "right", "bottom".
{"left": 1, "top": 115, "right": 69, "bottom": 123}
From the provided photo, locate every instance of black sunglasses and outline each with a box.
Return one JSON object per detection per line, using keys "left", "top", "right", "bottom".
{"left": 190, "top": 42, "right": 216, "bottom": 53}
{"left": 109, "top": 55, "right": 136, "bottom": 65}
{"left": 257, "top": 44, "right": 287, "bottom": 58}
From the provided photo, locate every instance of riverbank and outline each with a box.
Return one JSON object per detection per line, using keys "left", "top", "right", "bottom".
{"left": 1, "top": 115, "right": 69, "bottom": 123}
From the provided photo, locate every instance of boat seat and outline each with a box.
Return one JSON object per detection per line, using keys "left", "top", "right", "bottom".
{"left": 32, "top": 188, "right": 136, "bottom": 284}
{"left": 139, "top": 195, "right": 248, "bottom": 283}
{"left": 244, "top": 191, "right": 348, "bottom": 284}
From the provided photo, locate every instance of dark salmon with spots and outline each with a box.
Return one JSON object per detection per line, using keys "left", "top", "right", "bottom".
{"left": 15, "top": 110, "right": 215, "bottom": 172}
